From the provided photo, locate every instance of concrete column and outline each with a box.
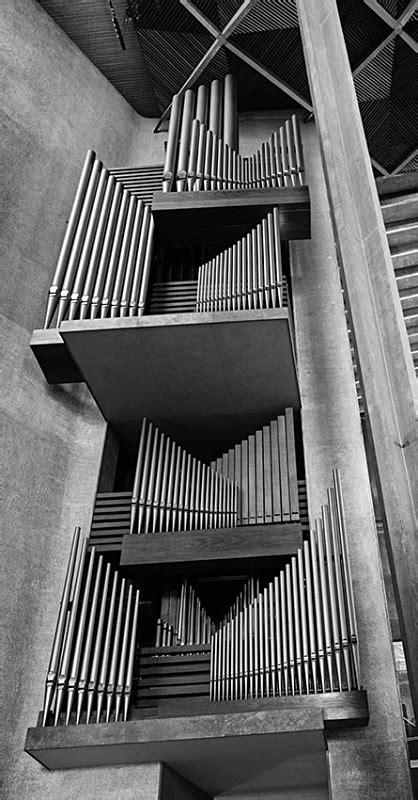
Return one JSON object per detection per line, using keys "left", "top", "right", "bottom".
{"left": 295, "top": 0, "right": 418, "bottom": 721}
{"left": 291, "top": 123, "right": 413, "bottom": 798}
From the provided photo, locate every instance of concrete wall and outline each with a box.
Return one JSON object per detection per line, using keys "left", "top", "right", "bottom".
{"left": 291, "top": 123, "right": 412, "bottom": 798}
{"left": 0, "top": 1, "right": 161, "bottom": 797}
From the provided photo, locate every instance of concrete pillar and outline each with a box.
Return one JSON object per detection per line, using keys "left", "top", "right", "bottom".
{"left": 295, "top": 0, "right": 418, "bottom": 721}
{"left": 291, "top": 123, "right": 413, "bottom": 798}
{"left": 159, "top": 764, "right": 212, "bottom": 799}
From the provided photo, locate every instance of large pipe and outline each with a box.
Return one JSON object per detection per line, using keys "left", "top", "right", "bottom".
{"left": 56, "top": 158, "right": 102, "bottom": 326}
{"left": 86, "top": 561, "right": 111, "bottom": 724}
{"left": 42, "top": 527, "right": 81, "bottom": 726}
{"left": 110, "top": 194, "right": 137, "bottom": 318}
{"left": 66, "top": 546, "right": 96, "bottom": 724}
{"left": 129, "top": 204, "right": 150, "bottom": 317}
{"left": 96, "top": 571, "right": 118, "bottom": 723}
{"left": 209, "top": 79, "right": 222, "bottom": 140}
{"left": 45, "top": 150, "right": 96, "bottom": 328}
{"left": 163, "top": 92, "right": 182, "bottom": 192}
{"left": 137, "top": 213, "right": 155, "bottom": 316}
{"left": 100, "top": 188, "right": 129, "bottom": 318}
{"left": 90, "top": 180, "right": 123, "bottom": 319}
{"left": 187, "top": 119, "right": 200, "bottom": 192}
{"left": 79, "top": 174, "right": 116, "bottom": 320}
{"left": 67, "top": 167, "right": 109, "bottom": 321}
{"left": 119, "top": 199, "right": 144, "bottom": 317}
{"left": 176, "top": 89, "right": 195, "bottom": 192}
{"left": 223, "top": 73, "right": 238, "bottom": 151}
{"left": 76, "top": 554, "right": 103, "bottom": 724}
{"left": 54, "top": 537, "right": 88, "bottom": 725}
{"left": 124, "top": 589, "right": 140, "bottom": 721}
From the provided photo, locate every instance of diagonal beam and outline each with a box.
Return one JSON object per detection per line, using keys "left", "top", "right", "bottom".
{"left": 391, "top": 146, "right": 418, "bottom": 175}
{"left": 154, "top": 0, "right": 260, "bottom": 131}
{"left": 352, "top": 30, "right": 397, "bottom": 77}
{"left": 363, "top": 0, "right": 418, "bottom": 53}
{"left": 370, "top": 157, "right": 390, "bottom": 177}
{"left": 226, "top": 41, "right": 313, "bottom": 111}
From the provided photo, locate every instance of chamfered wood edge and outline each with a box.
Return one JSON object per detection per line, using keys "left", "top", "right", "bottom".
{"left": 120, "top": 523, "right": 303, "bottom": 569}
{"left": 25, "top": 690, "right": 368, "bottom": 771}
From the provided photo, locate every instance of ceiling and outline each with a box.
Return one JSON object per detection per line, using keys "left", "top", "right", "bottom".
{"left": 38, "top": 0, "right": 418, "bottom": 175}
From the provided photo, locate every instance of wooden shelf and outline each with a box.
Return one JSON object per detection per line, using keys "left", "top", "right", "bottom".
{"left": 25, "top": 690, "right": 368, "bottom": 792}
{"left": 31, "top": 310, "right": 300, "bottom": 428}
{"left": 152, "top": 187, "right": 310, "bottom": 245}
{"left": 120, "top": 523, "right": 303, "bottom": 574}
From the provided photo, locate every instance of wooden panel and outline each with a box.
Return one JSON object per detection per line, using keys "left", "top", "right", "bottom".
{"left": 152, "top": 187, "right": 310, "bottom": 245}
{"left": 120, "top": 522, "right": 303, "bottom": 572}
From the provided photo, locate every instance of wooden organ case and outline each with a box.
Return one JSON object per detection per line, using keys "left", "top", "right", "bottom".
{"left": 26, "top": 74, "right": 368, "bottom": 779}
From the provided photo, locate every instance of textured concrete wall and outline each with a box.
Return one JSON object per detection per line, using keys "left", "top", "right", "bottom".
{"left": 0, "top": 1, "right": 161, "bottom": 798}
{"left": 291, "top": 123, "right": 412, "bottom": 798}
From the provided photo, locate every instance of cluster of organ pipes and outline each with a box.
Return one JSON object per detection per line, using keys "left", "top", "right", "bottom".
{"left": 210, "top": 471, "right": 360, "bottom": 701}
{"left": 41, "top": 528, "right": 139, "bottom": 726}
{"left": 44, "top": 149, "right": 154, "bottom": 328}
{"left": 213, "top": 408, "right": 299, "bottom": 525}
{"left": 163, "top": 74, "right": 304, "bottom": 193}
{"left": 196, "top": 206, "right": 283, "bottom": 312}
{"left": 130, "top": 418, "right": 238, "bottom": 535}
{"left": 155, "top": 578, "right": 214, "bottom": 647}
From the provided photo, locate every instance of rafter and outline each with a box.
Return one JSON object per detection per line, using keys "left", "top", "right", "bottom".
{"left": 352, "top": 30, "right": 397, "bottom": 78}
{"left": 225, "top": 41, "right": 313, "bottom": 112}
{"left": 371, "top": 157, "right": 390, "bottom": 176}
{"left": 155, "top": 0, "right": 260, "bottom": 131}
{"left": 391, "top": 147, "right": 418, "bottom": 175}
{"left": 155, "top": 0, "right": 312, "bottom": 131}
{"left": 363, "top": 0, "right": 418, "bottom": 54}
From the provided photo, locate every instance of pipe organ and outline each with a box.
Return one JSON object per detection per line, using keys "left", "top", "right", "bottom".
{"left": 210, "top": 471, "right": 359, "bottom": 701}
{"left": 212, "top": 408, "right": 299, "bottom": 525}
{"left": 41, "top": 527, "right": 139, "bottom": 726}
{"left": 130, "top": 418, "right": 238, "bottom": 535}
{"left": 40, "top": 471, "right": 359, "bottom": 727}
{"left": 44, "top": 150, "right": 154, "bottom": 328}
{"left": 163, "top": 75, "right": 304, "bottom": 193}
{"left": 196, "top": 206, "right": 283, "bottom": 312}
{"left": 155, "top": 578, "right": 214, "bottom": 648}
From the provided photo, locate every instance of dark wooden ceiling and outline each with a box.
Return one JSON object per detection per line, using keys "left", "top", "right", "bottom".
{"left": 38, "top": 0, "right": 417, "bottom": 175}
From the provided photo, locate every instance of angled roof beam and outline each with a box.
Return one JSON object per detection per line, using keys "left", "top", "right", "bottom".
{"left": 225, "top": 41, "right": 313, "bottom": 112}
{"left": 352, "top": 30, "right": 397, "bottom": 77}
{"left": 391, "top": 147, "right": 418, "bottom": 175}
{"left": 371, "top": 157, "right": 390, "bottom": 176}
{"left": 154, "top": 0, "right": 260, "bottom": 131}
{"left": 363, "top": 0, "right": 418, "bottom": 53}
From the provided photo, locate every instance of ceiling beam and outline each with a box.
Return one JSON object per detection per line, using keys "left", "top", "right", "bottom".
{"left": 226, "top": 41, "right": 313, "bottom": 112}
{"left": 363, "top": 0, "right": 418, "bottom": 53}
{"left": 391, "top": 147, "right": 418, "bottom": 175}
{"left": 155, "top": 0, "right": 260, "bottom": 131}
{"left": 352, "top": 30, "right": 397, "bottom": 78}
{"left": 371, "top": 157, "right": 390, "bottom": 176}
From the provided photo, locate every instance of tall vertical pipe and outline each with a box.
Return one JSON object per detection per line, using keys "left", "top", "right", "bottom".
{"left": 56, "top": 158, "right": 102, "bottom": 326}
{"left": 45, "top": 150, "right": 96, "bottom": 327}
{"left": 90, "top": 180, "right": 123, "bottom": 319}
{"left": 96, "top": 571, "right": 118, "bottom": 723}
{"left": 110, "top": 194, "right": 137, "bottom": 318}
{"left": 79, "top": 174, "right": 116, "bottom": 320}
{"left": 137, "top": 213, "right": 155, "bottom": 316}
{"left": 163, "top": 92, "right": 182, "bottom": 192}
{"left": 176, "top": 89, "right": 195, "bottom": 192}
{"left": 100, "top": 188, "right": 129, "bottom": 318}
{"left": 223, "top": 73, "right": 238, "bottom": 151}
{"left": 86, "top": 561, "right": 111, "bottom": 724}
{"left": 124, "top": 589, "right": 140, "bottom": 721}
{"left": 119, "top": 200, "right": 144, "bottom": 317}
{"left": 129, "top": 205, "right": 150, "bottom": 317}
{"left": 209, "top": 79, "right": 222, "bottom": 140}
{"left": 42, "top": 527, "right": 81, "bottom": 726}
{"left": 67, "top": 167, "right": 109, "bottom": 321}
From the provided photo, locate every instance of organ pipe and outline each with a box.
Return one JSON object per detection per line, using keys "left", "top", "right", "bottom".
{"left": 196, "top": 207, "right": 284, "bottom": 312}
{"left": 43, "top": 157, "right": 155, "bottom": 326}
{"left": 41, "top": 532, "right": 140, "bottom": 726}
{"left": 130, "top": 418, "right": 237, "bottom": 535}
{"left": 210, "top": 471, "right": 360, "bottom": 701}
